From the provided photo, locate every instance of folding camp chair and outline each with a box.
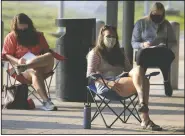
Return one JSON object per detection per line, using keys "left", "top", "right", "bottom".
{"left": 86, "top": 71, "right": 160, "bottom": 128}
{"left": 2, "top": 49, "right": 66, "bottom": 104}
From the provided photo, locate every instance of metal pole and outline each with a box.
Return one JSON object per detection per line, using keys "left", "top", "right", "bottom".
{"left": 106, "top": 1, "right": 118, "bottom": 27}
{"left": 2, "top": 21, "right": 4, "bottom": 89}
{"left": 170, "top": 21, "right": 180, "bottom": 90}
{"left": 51, "top": 1, "right": 65, "bottom": 38}
{"left": 168, "top": 1, "right": 172, "bottom": 9}
{"left": 122, "top": 1, "right": 135, "bottom": 66}
{"left": 58, "top": 1, "right": 64, "bottom": 32}
{"left": 1, "top": 21, "right": 4, "bottom": 51}
{"left": 144, "top": 1, "right": 150, "bottom": 16}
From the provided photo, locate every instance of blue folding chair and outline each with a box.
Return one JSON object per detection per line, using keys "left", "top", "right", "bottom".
{"left": 86, "top": 71, "right": 160, "bottom": 128}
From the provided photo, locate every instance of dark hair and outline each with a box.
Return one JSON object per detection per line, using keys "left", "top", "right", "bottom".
{"left": 11, "top": 13, "right": 36, "bottom": 32}
{"left": 94, "top": 25, "right": 125, "bottom": 67}
{"left": 11, "top": 13, "right": 39, "bottom": 47}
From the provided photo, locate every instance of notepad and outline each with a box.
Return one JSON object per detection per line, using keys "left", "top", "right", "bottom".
{"left": 22, "top": 52, "right": 36, "bottom": 64}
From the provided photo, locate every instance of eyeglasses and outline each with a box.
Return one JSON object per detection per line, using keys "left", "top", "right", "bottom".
{"left": 101, "top": 25, "right": 116, "bottom": 34}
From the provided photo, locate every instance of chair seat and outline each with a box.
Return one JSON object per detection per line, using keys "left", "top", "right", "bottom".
{"left": 88, "top": 84, "right": 137, "bottom": 101}
{"left": 7, "top": 69, "right": 54, "bottom": 85}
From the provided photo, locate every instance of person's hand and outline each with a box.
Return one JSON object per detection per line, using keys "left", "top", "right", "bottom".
{"left": 107, "top": 81, "right": 122, "bottom": 92}
{"left": 143, "top": 41, "right": 151, "bottom": 48}
{"left": 107, "top": 81, "right": 116, "bottom": 87}
{"left": 18, "top": 58, "right": 26, "bottom": 65}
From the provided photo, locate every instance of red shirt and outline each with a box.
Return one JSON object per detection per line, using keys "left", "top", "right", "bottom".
{"left": 2, "top": 31, "right": 49, "bottom": 59}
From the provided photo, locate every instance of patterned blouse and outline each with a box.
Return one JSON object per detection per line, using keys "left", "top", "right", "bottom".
{"left": 131, "top": 18, "right": 177, "bottom": 49}
{"left": 86, "top": 49, "right": 132, "bottom": 79}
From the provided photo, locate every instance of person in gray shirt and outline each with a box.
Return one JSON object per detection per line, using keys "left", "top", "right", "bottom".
{"left": 131, "top": 2, "right": 177, "bottom": 97}
{"left": 132, "top": 2, "right": 177, "bottom": 49}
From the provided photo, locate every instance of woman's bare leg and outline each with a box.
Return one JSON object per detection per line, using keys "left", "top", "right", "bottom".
{"left": 143, "top": 78, "right": 150, "bottom": 106}
{"left": 140, "top": 78, "right": 150, "bottom": 122}
{"left": 128, "top": 66, "right": 146, "bottom": 104}
{"left": 26, "top": 52, "right": 54, "bottom": 69}
{"left": 15, "top": 52, "right": 54, "bottom": 74}
{"left": 22, "top": 70, "right": 48, "bottom": 101}
{"left": 21, "top": 54, "right": 54, "bottom": 102}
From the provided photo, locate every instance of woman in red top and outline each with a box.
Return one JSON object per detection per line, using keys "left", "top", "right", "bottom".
{"left": 2, "top": 13, "right": 57, "bottom": 111}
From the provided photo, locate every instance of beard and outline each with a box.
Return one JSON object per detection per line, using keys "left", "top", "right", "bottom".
{"left": 16, "top": 29, "right": 39, "bottom": 47}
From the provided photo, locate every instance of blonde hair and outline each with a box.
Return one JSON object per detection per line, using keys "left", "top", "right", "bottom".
{"left": 142, "top": 2, "right": 166, "bottom": 21}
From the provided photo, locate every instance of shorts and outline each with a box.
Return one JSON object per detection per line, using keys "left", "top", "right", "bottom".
{"left": 95, "top": 72, "right": 129, "bottom": 99}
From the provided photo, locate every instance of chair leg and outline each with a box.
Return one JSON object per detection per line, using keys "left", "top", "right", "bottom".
{"left": 91, "top": 97, "right": 110, "bottom": 122}
{"left": 160, "top": 66, "right": 173, "bottom": 96}
{"left": 29, "top": 86, "right": 43, "bottom": 104}
{"left": 125, "top": 97, "right": 141, "bottom": 123}
{"left": 45, "top": 75, "right": 53, "bottom": 99}
{"left": 119, "top": 95, "right": 141, "bottom": 123}
{"left": 123, "top": 100, "right": 126, "bottom": 122}
{"left": 108, "top": 95, "right": 141, "bottom": 128}
{"left": 90, "top": 92, "right": 128, "bottom": 128}
{"left": 88, "top": 91, "right": 142, "bottom": 128}
{"left": 88, "top": 90, "right": 110, "bottom": 128}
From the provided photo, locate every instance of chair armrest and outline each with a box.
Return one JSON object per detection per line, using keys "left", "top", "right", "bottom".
{"left": 87, "top": 74, "right": 102, "bottom": 85}
{"left": 145, "top": 71, "right": 160, "bottom": 79}
{"left": 133, "top": 49, "right": 139, "bottom": 67}
{"left": 87, "top": 74, "right": 109, "bottom": 89}
{"left": 2, "top": 60, "right": 9, "bottom": 69}
{"left": 49, "top": 49, "right": 66, "bottom": 61}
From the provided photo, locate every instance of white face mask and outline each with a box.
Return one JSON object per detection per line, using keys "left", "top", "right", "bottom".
{"left": 104, "top": 37, "right": 116, "bottom": 48}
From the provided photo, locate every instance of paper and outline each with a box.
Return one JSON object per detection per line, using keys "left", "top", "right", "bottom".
{"left": 150, "top": 38, "right": 159, "bottom": 46}
{"left": 22, "top": 52, "right": 36, "bottom": 64}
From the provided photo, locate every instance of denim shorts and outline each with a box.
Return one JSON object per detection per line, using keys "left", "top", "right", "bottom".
{"left": 95, "top": 72, "right": 129, "bottom": 97}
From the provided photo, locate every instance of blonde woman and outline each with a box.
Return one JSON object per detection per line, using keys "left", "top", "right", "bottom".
{"left": 131, "top": 2, "right": 177, "bottom": 96}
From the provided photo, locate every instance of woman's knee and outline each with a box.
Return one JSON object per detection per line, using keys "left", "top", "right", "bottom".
{"left": 129, "top": 66, "right": 145, "bottom": 77}
{"left": 30, "top": 69, "right": 44, "bottom": 79}
{"left": 44, "top": 52, "right": 53, "bottom": 58}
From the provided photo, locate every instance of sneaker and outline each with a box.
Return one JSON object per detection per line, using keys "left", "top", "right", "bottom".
{"left": 42, "top": 100, "right": 57, "bottom": 111}
{"left": 15, "top": 64, "right": 27, "bottom": 75}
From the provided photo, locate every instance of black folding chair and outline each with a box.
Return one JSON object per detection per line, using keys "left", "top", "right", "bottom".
{"left": 86, "top": 71, "right": 160, "bottom": 128}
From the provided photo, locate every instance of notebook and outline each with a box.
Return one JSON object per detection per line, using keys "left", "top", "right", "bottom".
{"left": 22, "top": 52, "right": 36, "bottom": 64}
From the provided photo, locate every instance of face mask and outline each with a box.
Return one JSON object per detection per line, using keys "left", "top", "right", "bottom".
{"left": 150, "top": 14, "right": 163, "bottom": 24}
{"left": 104, "top": 37, "right": 116, "bottom": 48}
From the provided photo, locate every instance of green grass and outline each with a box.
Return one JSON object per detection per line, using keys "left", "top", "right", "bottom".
{"left": 2, "top": 1, "right": 184, "bottom": 48}
{"left": 2, "top": 1, "right": 81, "bottom": 48}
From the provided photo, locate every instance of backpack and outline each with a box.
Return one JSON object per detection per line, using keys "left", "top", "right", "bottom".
{"left": 3, "top": 84, "right": 29, "bottom": 110}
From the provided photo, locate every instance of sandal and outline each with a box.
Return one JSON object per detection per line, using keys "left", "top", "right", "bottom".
{"left": 138, "top": 103, "right": 149, "bottom": 112}
{"left": 142, "top": 120, "right": 162, "bottom": 131}
{"left": 15, "top": 64, "right": 28, "bottom": 75}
